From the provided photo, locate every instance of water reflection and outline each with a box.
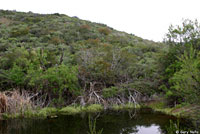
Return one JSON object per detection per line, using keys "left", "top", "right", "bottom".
{"left": 133, "top": 125, "right": 160, "bottom": 134}
{"left": 0, "top": 108, "right": 194, "bottom": 134}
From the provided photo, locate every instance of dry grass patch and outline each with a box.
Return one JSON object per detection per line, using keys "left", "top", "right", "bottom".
{"left": 0, "top": 93, "right": 7, "bottom": 113}
{"left": 0, "top": 90, "right": 33, "bottom": 114}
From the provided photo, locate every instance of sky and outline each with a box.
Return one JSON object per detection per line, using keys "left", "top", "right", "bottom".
{"left": 1, "top": 0, "right": 200, "bottom": 42}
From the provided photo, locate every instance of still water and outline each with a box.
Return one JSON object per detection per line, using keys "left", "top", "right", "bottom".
{"left": 0, "top": 108, "right": 194, "bottom": 134}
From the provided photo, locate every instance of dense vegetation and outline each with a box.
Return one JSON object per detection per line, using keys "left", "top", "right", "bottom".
{"left": 0, "top": 10, "right": 199, "bottom": 109}
{"left": 162, "top": 19, "right": 200, "bottom": 105}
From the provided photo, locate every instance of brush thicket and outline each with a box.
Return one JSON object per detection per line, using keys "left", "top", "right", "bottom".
{"left": 0, "top": 90, "right": 33, "bottom": 114}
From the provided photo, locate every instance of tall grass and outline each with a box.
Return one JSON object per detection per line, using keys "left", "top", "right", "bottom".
{"left": 0, "top": 93, "right": 7, "bottom": 113}
{"left": 166, "top": 120, "right": 180, "bottom": 134}
{"left": 0, "top": 90, "right": 33, "bottom": 114}
{"left": 87, "top": 115, "right": 103, "bottom": 134}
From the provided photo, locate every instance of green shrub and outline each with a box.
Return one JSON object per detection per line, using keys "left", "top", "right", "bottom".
{"left": 79, "top": 24, "right": 91, "bottom": 33}
{"left": 59, "top": 106, "right": 81, "bottom": 115}
{"left": 10, "top": 25, "right": 29, "bottom": 37}
{"left": 7, "top": 64, "right": 25, "bottom": 86}
{"left": 169, "top": 47, "right": 200, "bottom": 103}
{"left": 38, "top": 107, "right": 57, "bottom": 117}
{"left": 102, "top": 87, "right": 118, "bottom": 98}
{"left": 85, "top": 104, "right": 103, "bottom": 113}
{"left": 98, "top": 27, "right": 111, "bottom": 35}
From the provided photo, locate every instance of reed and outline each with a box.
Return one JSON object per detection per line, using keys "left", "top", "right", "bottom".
{"left": 0, "top": 90, "right": 33, "bottom": 114}
{"left": 0, "top": 93, "right": 7, "bottom": 113}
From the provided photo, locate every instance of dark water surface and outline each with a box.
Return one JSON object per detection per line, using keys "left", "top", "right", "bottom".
{"left": 0, "top": 108, "right": 195, "bottom": 134}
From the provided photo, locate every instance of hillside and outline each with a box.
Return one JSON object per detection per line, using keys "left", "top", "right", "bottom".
{"left": 0, "top": 10, "right": 166, "bottom": 107}
{"left": 0, "top": 10, "right": 156, "bottom": 47}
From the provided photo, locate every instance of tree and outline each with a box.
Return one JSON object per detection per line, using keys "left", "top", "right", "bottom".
{"left": 162, "top": 19, "right": 200, "bottom": 104}
{"left": 169, "top": 47, "right": 200, "bottom": 103}
{"left": 165, "top": 19, "right": 200, "bottom": 50}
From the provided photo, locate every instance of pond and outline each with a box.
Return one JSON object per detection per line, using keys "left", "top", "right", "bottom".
{"left": 0, "top": 108, "right": 196, "bottom": 134}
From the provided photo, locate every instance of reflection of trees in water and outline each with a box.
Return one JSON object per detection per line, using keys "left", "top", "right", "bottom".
{"left": 0, "top": 115, "right": 89, "bottom": 134}
{"left": 120, "top": 127, "right": 138, "bottom": 134}
{"left": 0, "top": 109, "right": 192, "bottom": 134}
{"left": 0, "top": 119, "right": 34, "bottom": 134}
{"left": 96, "top": 109, "right": 176, "bottom": 134}
{"left": 0, "top": 120, "right": 7, "bottom": 134}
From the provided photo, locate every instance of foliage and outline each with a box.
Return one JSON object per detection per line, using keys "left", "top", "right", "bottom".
{"left": 59, "top": 106, "right": 81, "bottom": 115}
{"left": 165, "top": 19, "right": 200, "bottom": 47}
{"left": 3, "top": 10, "right": 197, "bottom": 108}
{"left": 169, "top": 47, "right": 200, "bottom": 103}
{"left": 28, "top": 64, "right": 79, "bottom": 94}
{"left": 165, "top": 120, "right": 180, "bottom": 134}
{"left": 162, "top": 19, "right": 200, "bottom": 105}
{"left": 10, "top": 25, "right": 29, "bottom": 37}
{"left": 102, "top": 87, "right": 118, "bottom": 98}
{"left": 38, "top": 107, "right": 57, "bottom": 117}
{"left": 98, "top": 27, "right": 111, "bottom": 35}
{"left": 84, "top": 104, "right": 103, "bottom": 113}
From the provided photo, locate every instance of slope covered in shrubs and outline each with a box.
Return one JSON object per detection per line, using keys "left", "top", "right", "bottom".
{"left": 0, "top": 10, "right": 199, "bottom": 110}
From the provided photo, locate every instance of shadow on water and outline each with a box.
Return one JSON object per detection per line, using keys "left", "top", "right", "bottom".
{"left": 0, "top": 108, "right": 197, "bottom": 134}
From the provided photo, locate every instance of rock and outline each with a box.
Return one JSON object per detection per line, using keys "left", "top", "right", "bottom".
{"left": 47, "top": 115, "right": 58, "bottom": 119}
